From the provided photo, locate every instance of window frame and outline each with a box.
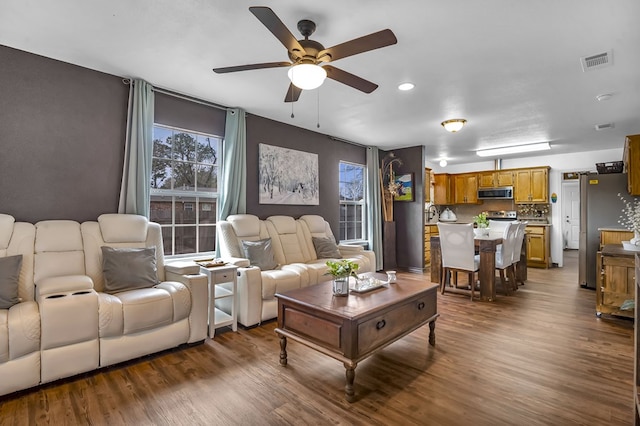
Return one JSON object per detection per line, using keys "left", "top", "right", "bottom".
{"left": 150, "top": 124, "right": 222, "bottom": 258}
{"left": 338, "top": 160, "right": 367, "bottom": 244}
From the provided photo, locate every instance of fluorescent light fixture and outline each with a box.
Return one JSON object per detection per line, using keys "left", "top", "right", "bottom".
{"left": 476, "top": 142, "right": 551, "bottom": 157}
{"left": 288, "top": 64, "right": 327, "bottom": 90}
{"left": 398, "top": 82, "right": 415, "bottom": 91}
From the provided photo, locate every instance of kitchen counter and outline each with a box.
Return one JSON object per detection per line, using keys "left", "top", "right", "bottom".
{"left": 598, "top": 227, "right": 632, "bottom": 232}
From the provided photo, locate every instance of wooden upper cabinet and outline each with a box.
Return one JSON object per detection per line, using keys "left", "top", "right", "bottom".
{"left": 453, "top": 173, "right": 479, "bottom": 204}
{"left": 478, "top": 171, "right": 496, "bottom": 188}
{"left": 515, "top": 167, "right": 549, "bottom": 203}
{"left": 433, "top": 173, "right": 453, "bottom": 205}
{"left": 625, "top": 134, "right": 640, "bottom": 195}
{"left": 424, "top": 168, "right": 432, "bottom": 203}
{"left": 478, "top": 170, "right": 514, "bottom": 188}
{"left": 496, "top": 170, "right": 515, "bottom": 187}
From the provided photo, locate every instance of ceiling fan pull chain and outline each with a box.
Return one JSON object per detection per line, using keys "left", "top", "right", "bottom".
{"left": 316, "top": 88, "right": 321, "bottom": 128}
{"left": 291, "top": 98, "right": 294, "bottom": 119}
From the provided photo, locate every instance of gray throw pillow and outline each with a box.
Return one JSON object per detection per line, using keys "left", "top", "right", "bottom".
{"left": 241, "top": 238, "right": 278, "bottom": 271}
{"left": 312, "top": 237, "right": 342, "bottom": 259}
{"left": 101, "top": 246, "right": 158, "bottom": 294}
{"left": 0, "top": 255, "right": 22, "bottom": 309}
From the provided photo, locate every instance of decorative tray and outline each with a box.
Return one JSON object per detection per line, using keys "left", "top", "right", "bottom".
{"left": 350, "top": 277, "right": 389, "bottom": 294}
{"left": 195, "top": 259, "right": 227, "bottom": 268}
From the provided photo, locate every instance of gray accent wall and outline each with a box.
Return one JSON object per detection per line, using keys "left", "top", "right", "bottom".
{"left": 245, "top": 114, "right": 365, "bottom": 237}
{"left": 0, "top": 45, "right": 128, "bottom": 223}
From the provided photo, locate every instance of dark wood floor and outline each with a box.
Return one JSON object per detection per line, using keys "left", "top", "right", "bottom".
{"left": 0, "top": 251, "right": 634, "bottom": 425}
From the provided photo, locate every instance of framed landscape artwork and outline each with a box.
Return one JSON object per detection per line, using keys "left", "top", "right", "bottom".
{"left": 258, "top": 143, "right": 319, "bottom": 205}
{"left": 394, "top": 173, "right": 414, "bottom": 202}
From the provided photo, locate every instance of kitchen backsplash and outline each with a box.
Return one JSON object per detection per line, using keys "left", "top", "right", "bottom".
{"left": 429, "top": 199, "right": 551, "bottom": 224}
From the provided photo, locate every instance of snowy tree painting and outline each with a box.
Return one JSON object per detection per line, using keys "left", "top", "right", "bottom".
{"left": 259, "top": 143, "right": 319, "bottom": 205}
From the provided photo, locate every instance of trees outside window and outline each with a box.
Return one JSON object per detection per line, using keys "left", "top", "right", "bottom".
{"left": 150, "top": 125, "right": 221, "bottom": 256}
{"left": 339, "top": 161, "right": 366, "bottom": 242}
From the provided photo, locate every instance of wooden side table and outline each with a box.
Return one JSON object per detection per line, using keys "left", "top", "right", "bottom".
{"left": 200, "top": 264, "right": 238, "bottom": 338}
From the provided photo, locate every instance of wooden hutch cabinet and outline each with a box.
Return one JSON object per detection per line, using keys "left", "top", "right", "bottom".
{"left": 625, "top": 134, "right": 640, "bottom": 195}
{"left": 515, "top": 167, "right": 549, "bottom": 203}
{"left": 596, "top": 244, "right": 635, "bottom": 319}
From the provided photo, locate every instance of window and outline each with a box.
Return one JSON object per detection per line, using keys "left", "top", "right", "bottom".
{"left": 150, "top": 125, "right": 221, "bottom": 256}
{"left": 339, "top": 161, "right": 366, "bottom": 242}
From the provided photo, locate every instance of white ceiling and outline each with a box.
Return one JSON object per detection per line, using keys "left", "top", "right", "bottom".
{"left": 2, "top": 0, "right": 639, "bottom": 165}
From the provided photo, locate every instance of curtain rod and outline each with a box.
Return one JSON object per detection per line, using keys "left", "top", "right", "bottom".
{"left": 122, "top": 78, "right": 228, "bottom": 111}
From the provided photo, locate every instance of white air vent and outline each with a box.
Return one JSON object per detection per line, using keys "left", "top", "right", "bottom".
{"left": 580, "top": 50, "right": 613, "bottom": 72}
{"left": 595, "top": 123, "right": 614, "bottom": 131}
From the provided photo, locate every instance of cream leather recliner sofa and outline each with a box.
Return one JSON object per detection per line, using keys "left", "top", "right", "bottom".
{"left": 217, "top": 214, "right": 376, "bottom": 328}
{"left": 0, "top": 213, "right": 208, "bottom": 397}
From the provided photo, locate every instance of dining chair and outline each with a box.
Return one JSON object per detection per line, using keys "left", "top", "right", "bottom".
{"left": 437, "top": 222, "right": 480, "bottom": 300}
{"left": 495, "top": 222, "right": 518, "bottom": 295}
{"left": 511, "top": 221, "right": 528, "bottom": 288}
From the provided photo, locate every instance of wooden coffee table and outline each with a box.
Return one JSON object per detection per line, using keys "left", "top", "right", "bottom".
{"left": 275, "top": 276, "right": 439, "bottom": 402}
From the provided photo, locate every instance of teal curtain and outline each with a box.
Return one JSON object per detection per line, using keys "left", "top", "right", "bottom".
{"left": 216, "top": 108, "right": 247, "bottom": 257}
{"left": 118, "top": 79, "right": 154, "bottom": 217}
{"left": 218, "top": 108, "right": 247, "bottom": 220}
{"left": 366, "top": 146, "right": 383, "bottom": 271}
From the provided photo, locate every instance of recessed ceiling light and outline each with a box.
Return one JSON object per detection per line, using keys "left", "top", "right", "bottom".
{"left": 398, "top": 82, "right": 415, "bottom": 91}
{"left": 596, "top": 93, "right": 613, "bottom": 101}
{"left": 476, "top": 142, "right": 551, "bottom": 157}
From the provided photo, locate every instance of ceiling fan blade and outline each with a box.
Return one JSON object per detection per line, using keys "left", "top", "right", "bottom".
{"left": 318, "top": 29, "right": 397, "bottom": 62}
{"left": 284, "top": 83, "right": 302, "bottom": 103}
{"left": 249, "top": 6, "right": 306, "bottom": 58}
{"left": 324, "top": 65, "right": 378, "bottom": 93}
{"left": 213, "top": 62, "right": 291, "bottom": 74}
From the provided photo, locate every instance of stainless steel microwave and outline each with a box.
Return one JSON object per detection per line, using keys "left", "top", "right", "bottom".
{"left": 477, "top": 186, "right": 513, "bottom": 200}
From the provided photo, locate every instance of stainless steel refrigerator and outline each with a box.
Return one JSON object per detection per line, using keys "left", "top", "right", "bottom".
{"left": 578, "top": 172, "right": 629, "bottom": 288}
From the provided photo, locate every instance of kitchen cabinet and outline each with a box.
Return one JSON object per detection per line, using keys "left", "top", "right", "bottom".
{"left": 600, "top": 229, "right": 634, "bottom": 250}
{"left": 624, "top": 134, "right": 640, "bottom": 195}
{"left": 424, "top": 224, "right": 439, "bottom": 268}
{"left": 478, "top": 170, "right": 515, "bottom": 188}
{"left": 434, "top": 173, "right": 453, "bottom": 205}
{"left": 634, "top": 252, "right": 640, "bottom": 421}
{"left": 525, "top": 225, "right": 550, "bottom": 268}
{"left": 424, "top": 168, "right": 432, "bottom": 203}
{"left": 453, "top": 173, "right": 479, "bottom": 204}
{"left": 515, "top": 167, "right": 549, "bottom": 203}
{"left": 595, "top": 244, "right": 635, "bottom": 319}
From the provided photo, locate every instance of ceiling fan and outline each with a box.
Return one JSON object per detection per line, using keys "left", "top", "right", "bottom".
{"left": 213, "top": 6, "right": 397, "bottom": 102}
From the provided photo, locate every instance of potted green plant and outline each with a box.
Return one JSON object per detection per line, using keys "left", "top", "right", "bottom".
{"left": 325, "top": 259, "right": 359, "bottom": 296}
{"left": 472, "top": 212, "right": 490, "bottom": 237}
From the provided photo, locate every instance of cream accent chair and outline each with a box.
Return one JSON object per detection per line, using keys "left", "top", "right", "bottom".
{"left": 437, "top": 222, "right": 480, "bottom": 300}
{"left": 511, "top": 222, "right": 528, "bottom": 287}
{"left": 81, "top": 214, "right": 208, "bottom": 367}
{"left": 0, "top": 214, "right": 40, "bottom": 396}
{"left": 217, "top": 214, "right": 376, "bottom": 327}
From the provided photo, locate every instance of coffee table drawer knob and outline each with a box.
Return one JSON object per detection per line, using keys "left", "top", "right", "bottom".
{"left": 376, "top": 319, "right": 386, "bottom": 330}
{"left": 417, "top": 302, "right": 425, "bottom": 310}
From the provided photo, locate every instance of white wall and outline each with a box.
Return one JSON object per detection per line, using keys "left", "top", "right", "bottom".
{"left": 426, "top": 147, "right": 625, "bottom": 267}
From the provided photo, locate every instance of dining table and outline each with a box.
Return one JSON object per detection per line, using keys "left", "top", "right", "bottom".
{"left": 430, "top": 234, "right": 503, "bottom": 301}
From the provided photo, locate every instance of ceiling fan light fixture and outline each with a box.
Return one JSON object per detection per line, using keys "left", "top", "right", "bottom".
{"left": 476, "top": 142, "right": 551, "bottom": 157}
{"left": 441, "top": 119, "right": 467, "bottom": 133}
{"left": 288, "top": 64, "right": 327, "bottom": 90}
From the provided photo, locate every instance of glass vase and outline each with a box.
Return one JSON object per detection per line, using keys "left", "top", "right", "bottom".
{"left": 332, "top": 277, "right": 349, "bottom": 296}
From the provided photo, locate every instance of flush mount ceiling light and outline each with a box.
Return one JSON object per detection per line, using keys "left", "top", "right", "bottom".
{"left": 441, "top": 119, "right": 467, "bottom": 133}
{"left": 287, "top": 63, "right": 327, "bottom": 90}
{"left": 476, "top": 142, "right": 551, "bottom": 157}
{"left": 439, "top": 159, "right": 448, "bottom": 167}
{"left": 398, "top": 82, "right": 415, "bottom": 91}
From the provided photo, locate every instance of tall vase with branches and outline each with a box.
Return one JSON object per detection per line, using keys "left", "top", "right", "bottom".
{"left": 380, "top": 152, "right": 403, "bottom": 221}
